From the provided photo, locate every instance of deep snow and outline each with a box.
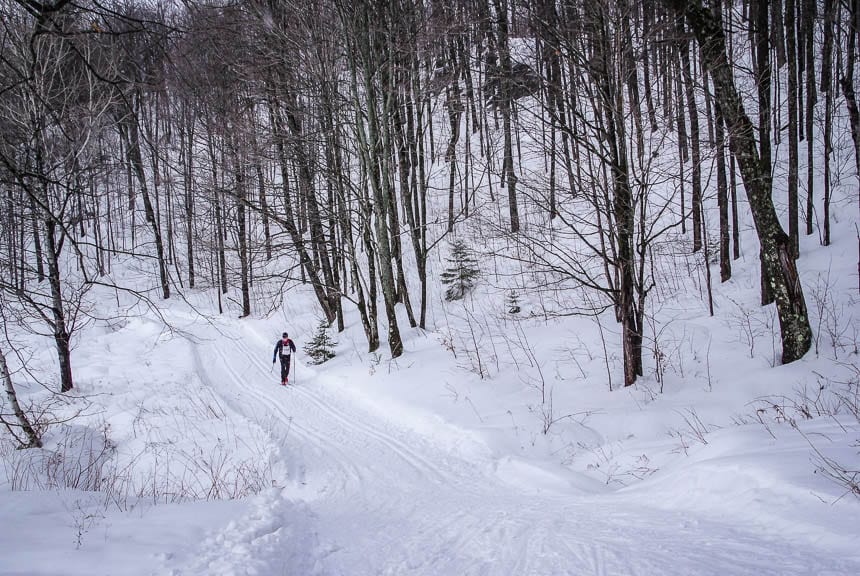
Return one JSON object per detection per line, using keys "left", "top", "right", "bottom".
{"left": 2, "top": 237, "right": 859, "bottom": 575}
{"left": 3, "top": 41, "right": 860, "bottom": 576}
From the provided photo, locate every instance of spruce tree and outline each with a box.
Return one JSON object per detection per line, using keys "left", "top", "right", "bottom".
{"left": 506, "top": 290, "right": 521, "bottom": 314}
{"left": 303, "top": 319, "right": 337, "bottom": 365}
{"left": 440, "top": 240, "right": 480, "bottom": 301}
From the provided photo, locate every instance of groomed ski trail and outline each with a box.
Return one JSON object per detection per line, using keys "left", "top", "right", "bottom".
{"left": 173, "top": 318, "right": 859, "bottom": 576}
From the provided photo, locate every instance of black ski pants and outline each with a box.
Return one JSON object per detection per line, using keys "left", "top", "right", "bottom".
{"left": 279, "top": 355, "right": 291, "bottom": 382}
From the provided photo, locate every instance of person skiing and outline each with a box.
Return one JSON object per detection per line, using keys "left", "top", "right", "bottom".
{"left": 273, "top": 332, "right": 296, "bottom": 385}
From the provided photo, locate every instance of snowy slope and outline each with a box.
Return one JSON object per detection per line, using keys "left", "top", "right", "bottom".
{"left": 3, "top": 27, "right": 860, "bottom": 576}
{"left": 2, "top": 264, "right": 859, "bottom": 575}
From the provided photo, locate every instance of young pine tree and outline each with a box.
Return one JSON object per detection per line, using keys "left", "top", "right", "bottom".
{"left": 441, "top": 240, "right": 480, "bottom": 301}
{"left": 303, "top": 319, "right": 337, "bottom": 365}
{"left": 506, "top": 289, "right": 521, "bottom": 314}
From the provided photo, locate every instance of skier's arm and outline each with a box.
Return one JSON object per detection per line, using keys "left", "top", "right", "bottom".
{"left": 273, "top": 341, "right": 280, "bottom": 362}
{"left": 289, "top": 340, "right": 296, "bottom": 353}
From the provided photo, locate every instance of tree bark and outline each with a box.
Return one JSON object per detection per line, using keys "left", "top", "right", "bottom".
{"left": 493, "top": 0, "right": 520, "bottom": 233}
{"left": 232, "top": 143, "right": 251, "bottom": 318}
{"left": 841, "top": 0, "right": 860, "bottom": 292}
{"left": 44, "top": 217, "right": 74, "bottom": 392}
{"left": 821, "top": 0, "right": 836, "bottom": 247}
{"left": 756, "top": 0, "right": 774, "bottom": 305}
{"left": 587, "top": 0, "right": 642, "bottom": 386}
{"left": 363, "top": 58, "right": 404, "bottom": 358}
{"left": 678, "top": 22, "right": 703, "bottom": 252}
{"left": 181, "top": 103, "right": 195, "bottom": 288}
{"left": 805, "top": 0, "right": 817, "bottom": 236}
{"left": 120, "top": 98, "right": 170, "bottom": 300}
{"left": 786, "top": 0, "right": 800, "bottom": 258}
{"left": 714, "top": 85, "right": 732, "bottom": 282}
{"left": 663, "top": 0, "right": 812, "bottom": 364}
{"left": 0, "top": 347, "right": 41, "bottom": 448}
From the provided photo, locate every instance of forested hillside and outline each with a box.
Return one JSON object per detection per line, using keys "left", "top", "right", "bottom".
{"left": 1, "top": 1, "right": 859, "bottom": 573}
{"left": 2, "top": 0, "right": 856, "bottom": 388}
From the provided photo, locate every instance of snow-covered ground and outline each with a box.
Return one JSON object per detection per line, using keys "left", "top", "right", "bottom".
{"left": 2, "top": 213, "right": 859, "bottom": 575}
{"left": 3, "top": 44, "right": 860, "bottom": 576}
{"left": 4, "top": 1, "right": 860, "bottom": 573}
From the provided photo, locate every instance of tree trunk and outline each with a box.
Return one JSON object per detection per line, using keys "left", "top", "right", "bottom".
{"left": 493, "top": 0, "right": 520, "bottom": 233}
{"left": 266, "top": 92, "right": 337, "bottom": 323}
{"left": 182, "top": 104, "right": 195, "bottom": 288}
{"left": 28, "top": 196, "right": 44, "bottom": 283}
{"left": 665, "top": 0, "right": 812, "bottom": 364}
{"left": 342, "top": 4, "right": 403, "bottom": 356}
{"left": 587, "top": 0, "right": 642, "bottom": 386}
{"left": 233, "top": 147, "right": 251, "bottom": 318}
{"left": 445, "top": 80, "right": 461, "bottom": 233}
{"left": 714, "top": 85, "right": 732, "bottom": 282}
{"left": 282, "top": 92, "right": 339, "bottom": 321}
{"left": 363, "top": 64, "right": 403, "bottom": 358}
{"left": 756, "top": 0, "right": 774, "bottom": 305}
{"left": 642, "top": 2, "right": 659, "bottom": 131}
{"left": 0, "top": 347, "right": 42, "bottom": 448}
{"left": 674, "top": 48, "right": 689, "bottom": 234}
{"left": 823, "top": 77, "right": 834, "bottom": 247}
{"left": 821, "top": 0, "right": 836, "bottom": 246}
{"left": 121, "top": 100, "right": 170, "bottom": 300}
{"left": 805, "top": 0, "right": 817, "bottom": 236}
{"left": 679, "top": 23, "right": 703, "bottom": 252}
{"left": 205, "top": 131, "right": 228, "bottom": 296}
{"left": 44, "top": 218, "right": 74, "bottom": 392}
{"left": 841, "top": 0, "right": 860, "bottom": 292}
{"left": 411, "top": 64, "right": 430, "bottom": 329}
{"left": 786, "top": 0, "right": 800, "bottom": 258}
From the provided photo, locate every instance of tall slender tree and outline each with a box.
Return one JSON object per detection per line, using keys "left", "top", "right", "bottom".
{"left": 662, "top": 0, "right": 812, "bottom": 364}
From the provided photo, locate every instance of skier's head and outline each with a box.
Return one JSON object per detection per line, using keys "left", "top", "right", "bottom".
{"left": 282, "top": 332, "right": 288, "bottom": 339}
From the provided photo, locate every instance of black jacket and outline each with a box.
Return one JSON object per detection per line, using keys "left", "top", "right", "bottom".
{"left": 273, "top": 338, "right": 296, "bottom": 362}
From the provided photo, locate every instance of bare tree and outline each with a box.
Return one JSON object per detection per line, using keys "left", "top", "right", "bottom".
{"left": 0, "top": 1, "right": 117, "bottom": 392}
{"left": 661, "top": 0, "right": 813, "bottom": 364}
{"left": 0, "top": 344, "right": 41, "bottom": 448}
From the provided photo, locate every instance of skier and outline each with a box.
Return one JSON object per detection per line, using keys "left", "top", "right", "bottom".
{"left": 273, "top": 332, "right": 296, "bottom": 385}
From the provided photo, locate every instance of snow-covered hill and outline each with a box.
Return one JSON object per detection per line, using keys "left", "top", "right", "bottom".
{"left": 1, "top": 212, "right": 859, "bottom": 575}
{"left": 3, "top": 3, "right": 860, "bottom": 574}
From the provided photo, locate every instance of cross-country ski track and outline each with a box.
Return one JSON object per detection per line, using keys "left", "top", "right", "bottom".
{"left": 170, "top": 315, "right": 858, "bottom": 576}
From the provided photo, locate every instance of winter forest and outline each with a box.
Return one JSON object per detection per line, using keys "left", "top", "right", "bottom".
{"left": 1, "top": 0, "right": 860, "bottom": 574}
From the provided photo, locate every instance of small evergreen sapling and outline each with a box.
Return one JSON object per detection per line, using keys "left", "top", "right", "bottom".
{"left": 506, "top": 290, "right": 521, "bottom": 314}
{"left": 441, "top": 240, "right": 480, "bottom": 301}
{"left": 304, "top": 319, "right": 336, "bottom": 365}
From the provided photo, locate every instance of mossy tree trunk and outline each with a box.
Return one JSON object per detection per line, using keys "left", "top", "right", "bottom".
{"left": 664, "top": 0, "right": 812, "bottom": 363}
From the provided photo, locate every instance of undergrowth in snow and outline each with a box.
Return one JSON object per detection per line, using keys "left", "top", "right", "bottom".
{"left": 3, "top": 19, "right": 860, "bottom": 576}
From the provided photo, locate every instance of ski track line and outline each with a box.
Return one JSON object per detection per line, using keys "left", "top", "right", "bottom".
{"left": 235, "top": 326, "right": 456, "bottom": 488}
{"left": 201, "top": 321, "right": 459, "bottom": 504}
{"left": 178, "top": 314, "right": 572, "bottom": 574}
{"left": 189, "top": 328, "right": 366, "bottom": 497}
{"left": 174, "top": 310, "right": 459, "bottom": 494}
{"left": 381, "top": 504, "right": 857, "bottom": 576}
{"left": 218, "top": 351, "right": 368, "bottom": 495}
{"left": 179, "top": 315, "right": 860, "bottom": 576}
{"left": 232, "top": 323, "right": 857, "bottom": 576}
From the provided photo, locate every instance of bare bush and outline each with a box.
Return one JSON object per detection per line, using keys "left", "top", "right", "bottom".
{"left": 667, "top": 408, "right": 719, "bottom": 456}
{"left": 810, "top": 271, "right": 857, "bottom": 360}
{"left": 811, "top": 439, "right": 860, "bottom": 500}
{"left": 750, "top": 368, "right": 860, "bottom": 499}
{"left": 3, "top": 411, "right": 276, "bottom": 509}
{"left": 583, "top": 443, "right": 658, "bottom": 486}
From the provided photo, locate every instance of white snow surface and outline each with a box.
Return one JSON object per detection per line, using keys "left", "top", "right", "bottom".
{"left": 3, "top": 234, "right": 860, "bottom": 576}
{"left": 3, "top": 80, "right": 860, "bottom": 576}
